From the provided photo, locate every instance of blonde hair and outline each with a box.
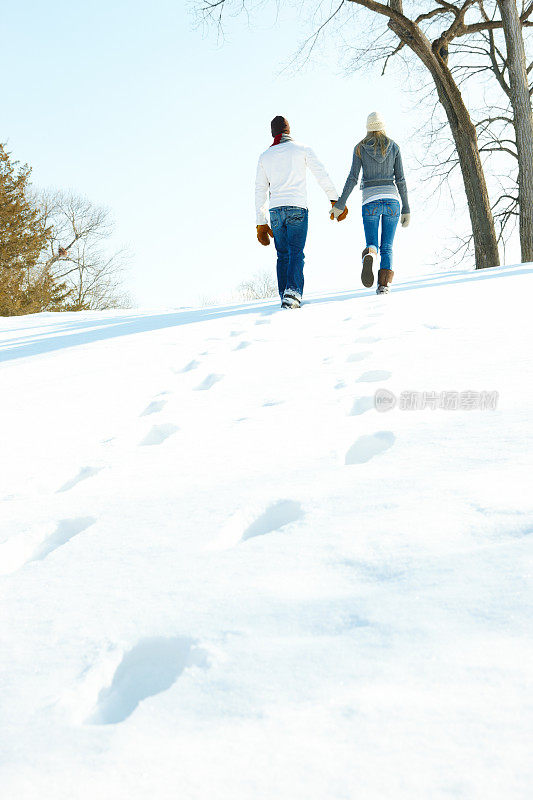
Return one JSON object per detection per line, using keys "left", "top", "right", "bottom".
{"left": 356, "top": 130, "right": 389, "bottom": 158}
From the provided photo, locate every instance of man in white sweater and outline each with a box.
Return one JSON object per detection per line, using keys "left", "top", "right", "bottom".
{"left": 255, "top": 116, "right": 347, "bottom": 309}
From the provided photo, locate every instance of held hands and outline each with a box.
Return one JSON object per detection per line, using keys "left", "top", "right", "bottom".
{"left": 401, "top": 213, "right": 410, "bottom": 228}
{"left": 330, "top": 200, "right": 348, "bottom": 222}
{"left": 256, "top": 224, "right": 274, "bottom": 246}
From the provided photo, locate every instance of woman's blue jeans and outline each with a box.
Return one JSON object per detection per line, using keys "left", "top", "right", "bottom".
{"left": 269, "top": 206, "right": 309, "bottom": 298}
{"left": 362, "top": 199, "right": 400, "bottom": 271}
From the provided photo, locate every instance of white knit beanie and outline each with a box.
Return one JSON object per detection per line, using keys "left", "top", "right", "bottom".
{"left": 366, "top": 112, "right": 385, "bottom": 132}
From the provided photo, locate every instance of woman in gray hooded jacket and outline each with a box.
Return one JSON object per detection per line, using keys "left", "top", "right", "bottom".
{"left": 331, "top": 112, "right": 410, "bottom": 294}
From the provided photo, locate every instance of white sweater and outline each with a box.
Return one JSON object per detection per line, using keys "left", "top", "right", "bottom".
{"left": 255, "top": 140, "right": 338, "bottom": 225}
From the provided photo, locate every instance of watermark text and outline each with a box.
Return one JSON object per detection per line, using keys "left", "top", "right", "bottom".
{"left": 374, "top": 389, "right": 499, "bottom": 412}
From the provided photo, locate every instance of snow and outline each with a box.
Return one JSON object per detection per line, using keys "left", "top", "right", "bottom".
{"left": 1, "top": 264, "right": 532, "bottom": 799}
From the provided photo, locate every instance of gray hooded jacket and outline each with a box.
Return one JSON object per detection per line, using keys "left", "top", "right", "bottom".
{"left": 334, "top": 137, "right": 409, "bottom": 213}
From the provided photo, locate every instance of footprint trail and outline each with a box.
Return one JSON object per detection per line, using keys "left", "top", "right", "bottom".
{"left": 29, "top": 517, "right": 97, "bottom": 562}
{"left": 242, "top": 500, "right": 304, "bottom": 542}
{"left": 140, "top": 424, "right": 179, "bottom": 446}
{"left": 141, "top": 398, "right": 167, "bottom": 416}
{"left": 58, "top": 467, "right": 103, "bottom": 493}
{"left": 88, "top": 637, "right": 209, "bottom": 725}
{"left": 345, "top": 432, "right": 395, "bottom": 465}
{"left": 349, "top": 396, "right": 375, "bottom": 416}
{"left": 357, "top": 369, "right": 391, "bottom": 383}
{"left": 195, "top": 374, "right": 224, "bottom": 391}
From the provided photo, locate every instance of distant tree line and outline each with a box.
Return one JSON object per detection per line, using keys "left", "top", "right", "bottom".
{"left": 201, "top": 270, "right": 278, "bottom": 306}
{"left": 0, "top": 143, "right": 131, "bottom": 316}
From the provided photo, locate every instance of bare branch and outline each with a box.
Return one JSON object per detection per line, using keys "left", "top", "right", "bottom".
{"left": 36, "top": 189, "right": 131, "bottom": 310}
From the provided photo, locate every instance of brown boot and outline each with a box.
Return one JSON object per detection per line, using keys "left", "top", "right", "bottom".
{"left": 361, "top": 247, "right": 377, "bottom": 288}
{"left": 377, "top": 269, "right": 394, "bottom": 294}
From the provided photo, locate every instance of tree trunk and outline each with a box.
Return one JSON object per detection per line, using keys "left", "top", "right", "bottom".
{"left": 388, "top": 16, "right": 500, "bottom": 269}
{"left": 497, "top": 0, "right": 533, "bottom": 263}
{"left": 431, "top": 71, "right": 500, "bottom": 269}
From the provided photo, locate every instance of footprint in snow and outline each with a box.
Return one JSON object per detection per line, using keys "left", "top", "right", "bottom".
{"left": 357, "top": 369, "right": 391, "bottom": 383}
{"left": 177, "top": 359, "right": 199, "bottom": 373}
{"left": 28, "top": 517, "right": 96, "bottom": 563}
{"left": 335, "top": 380, "right": 347, "bottom": 390}
{"left": 57, "top": 466, "right": 103, "bottom": 493}
{"left": 263, "top": 400, "right": 284, "bottom": 407}
{"left": 345, "top": 431, "right": 395, "bottom": 465}
{"left": 195, "top": 374, "right": 223, "bottom": 391}
{"left": 349, "top": 396, "right": 375, "bottom": 416}
{"left": 140, "top": 424, "right": 179, "bottom": 446}
{"left": 234, "top": 341, "right": 251, "bottom": 351}
{"left": 358, "top": 323, "right": 375, "bottom": 330}
{"left": 242, "top": 500, "right": 304, "bottom": 542}
{"left": 140, "top": 398, "right": 168, "bottom": 416}
{"left": 255, "top": 319, "right": 270, "bottom": 326}
{"left": 355, "top": 336, "right": 380, "bottom": 344}
{"left": 87, "top": 636, "right": 209, "bottom": 725}
{"left": 230, "top": 330, "right": 244, "bottom": 337}
{"left": 346, "top": 351, "right": 371, "bottom": 363}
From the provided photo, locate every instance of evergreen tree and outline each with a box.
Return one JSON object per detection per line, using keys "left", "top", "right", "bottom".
{"left": 0, "top": 144, "right": 52, "bottom": 315}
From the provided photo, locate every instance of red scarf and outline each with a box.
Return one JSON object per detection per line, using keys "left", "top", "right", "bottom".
{"left": 271, "top": 134, "right": 283, "bottom": 146}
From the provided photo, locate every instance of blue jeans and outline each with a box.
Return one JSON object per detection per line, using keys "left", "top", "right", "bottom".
{"left": 269, "top": 206, "right": 309, "bottom": 298}
{"left": 362, "top": 199, "right": 400, "bottom": 271}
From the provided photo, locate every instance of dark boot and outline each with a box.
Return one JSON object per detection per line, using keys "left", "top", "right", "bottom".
{"left": 377, "top": 269, "right": 394, "bottom": 295}
{"left": 361, "top": 247, "right": 377, "bottom": 288}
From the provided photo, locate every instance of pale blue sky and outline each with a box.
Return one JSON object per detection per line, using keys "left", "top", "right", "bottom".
{"left": 3, "top": 0, "right": 510, "bottom": 306}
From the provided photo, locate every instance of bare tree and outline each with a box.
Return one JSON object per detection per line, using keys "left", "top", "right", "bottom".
{"left": 200, "top": 269, "right": 278, "bottom": 305}
{"left": 415, "top": 1, "right": 532, "bottom": 259}
{"left": 238, "top": 269, "right": 278, "bottom": 300}
{"left": 38, "top": 190, "right": 132, "bottom": 310}
{"left": 495, "top": 1, "right": 533, "bottom": 261}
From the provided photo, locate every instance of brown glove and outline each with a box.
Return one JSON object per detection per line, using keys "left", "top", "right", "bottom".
{"left": 330, "top": 201, "right": 348, "bottom": 222}
{"left": 257, "top": 224, "right": 274, "bottom": 246}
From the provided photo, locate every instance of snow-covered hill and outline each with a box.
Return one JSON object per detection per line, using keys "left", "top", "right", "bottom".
{"left": 1, "top": 265, "right": 532, "bottom": 799}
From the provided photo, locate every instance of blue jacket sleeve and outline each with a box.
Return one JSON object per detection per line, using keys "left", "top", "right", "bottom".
{"left": 394, "top": 148, "right": 410, "bottom": 214}
{"left": 334, "top": 148, "right": 362, "bottom": 211}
